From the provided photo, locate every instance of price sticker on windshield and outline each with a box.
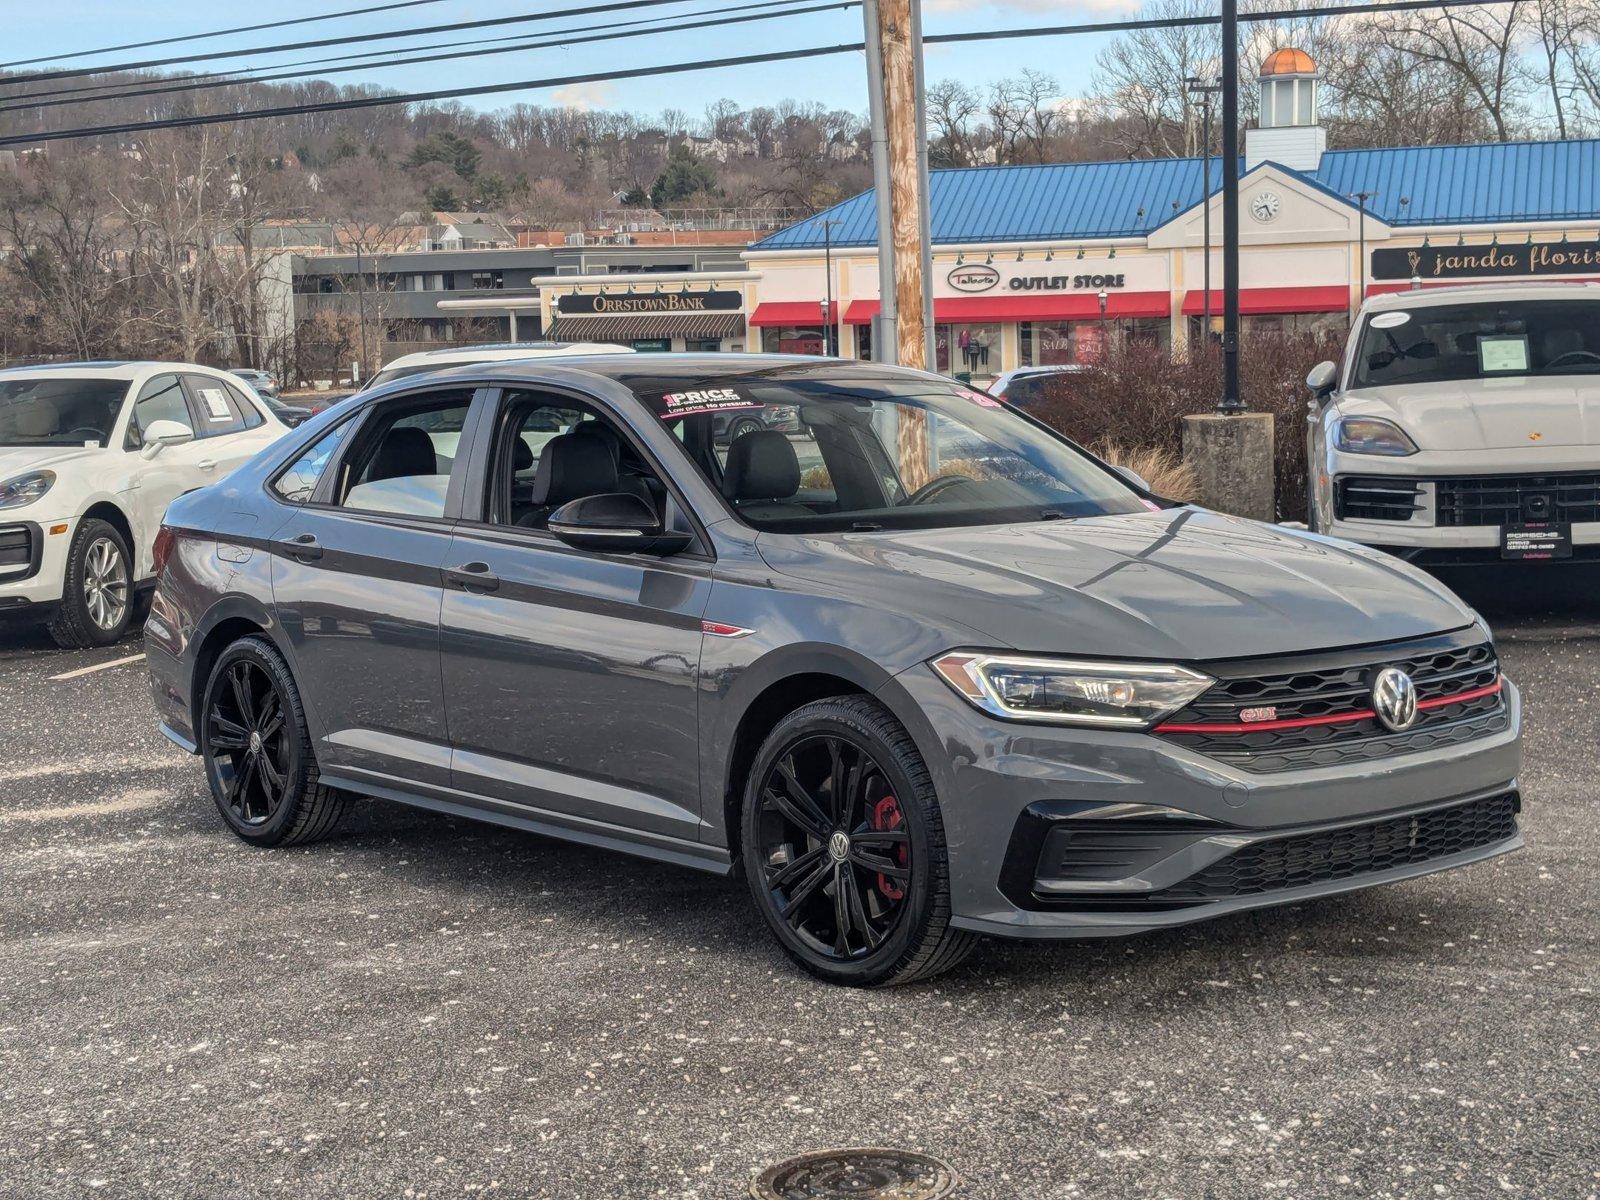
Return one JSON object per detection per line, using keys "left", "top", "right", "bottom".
{"left": 661, "top": 388, "right": 764, "bottom": 417}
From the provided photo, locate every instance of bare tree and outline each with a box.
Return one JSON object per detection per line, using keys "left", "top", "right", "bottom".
{"left": 1090, "top": 0, "right": 1220, "bottom": 159}
{"left": 927, "top": 79, "right": 982, "bottom": 167}
{"left": 1370, "top": 2, "right": 1532, "bottom": 141}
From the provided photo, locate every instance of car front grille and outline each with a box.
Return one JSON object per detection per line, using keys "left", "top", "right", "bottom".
{"left": 0, "top": 523, "right": 37, "bottom": 576}
{"left": 1157, "top": 631, "right": 1506, "bottom": 773}
{"left": 1153, "top": 792, "right": 1519, "bottom": 902}
{"left": 1435, "top": 472, "right": 1600, "bottom": 527}
{"left": 1336, "top": 476, "right": 1425, "bottom": 521}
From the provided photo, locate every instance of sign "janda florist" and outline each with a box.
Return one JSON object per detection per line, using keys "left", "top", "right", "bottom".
{"left": 1372, "top": 242, "right": 1600, "bottom": 281}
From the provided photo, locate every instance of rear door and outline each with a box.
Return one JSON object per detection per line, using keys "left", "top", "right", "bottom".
{"left": 438, "top": 386, "right": 712, "bottom": 847}
{"left": 269, "top": 385, "right": 487, "bottom": 794}
{"left": 182, "top": 374, "right": 281, "bottom": 475}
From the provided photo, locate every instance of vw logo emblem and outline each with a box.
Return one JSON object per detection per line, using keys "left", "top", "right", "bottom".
{"left": 828, "top": 831, "right": 851, "bottom": 862}
{"left": 1371, "top": 667, "right": 1419, "bottom": 732}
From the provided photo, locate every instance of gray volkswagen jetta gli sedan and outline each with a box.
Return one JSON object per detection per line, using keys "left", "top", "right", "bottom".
{"left": 144, "top": 355, "right": 1522, "bottom": 986}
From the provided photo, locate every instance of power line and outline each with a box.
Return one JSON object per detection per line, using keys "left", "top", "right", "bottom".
{"left": 0, "top": 0, "right": 758, "bottom": 86}
{"left": 0, "top": 0, "right": 1522, "bottom": 149}
{"left": 0, "top": 0, "right": 849, "bottom": 115}
{"left": 0, "top": 1, "right": 452, "bottom": 69}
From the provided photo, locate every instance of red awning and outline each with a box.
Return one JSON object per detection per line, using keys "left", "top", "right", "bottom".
{"left": 748, "top": 301, "right": 835, "bottom": 326}
{"left": 1366, "top": 277, "right": 1600, "bottom": 297}
{"left": 1181, "top": 286, "right": 1349, "bottom": 316}
{"left": 843, "top": 293, "right": 1170, "bottom": 325}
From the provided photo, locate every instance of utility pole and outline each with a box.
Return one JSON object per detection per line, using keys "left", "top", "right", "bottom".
{"left": 870, "top": 0, "right": 929, "bottom": 373}
{"left": 1218, "top": 0, "right": 1242, "bottom": 414}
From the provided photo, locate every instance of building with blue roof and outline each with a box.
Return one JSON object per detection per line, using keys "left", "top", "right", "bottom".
{"left": 731, "top": 49, "right": 1600, "bottom": 383}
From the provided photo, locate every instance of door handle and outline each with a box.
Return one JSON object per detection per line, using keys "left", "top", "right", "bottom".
{"left": 445, "top": 562, "right": 500, "bottom": 593}
{"left": 197, "top": 458, "right": 218, "bottom": 472}
{"left": 275, "top": 532, "right": 323, "bottom": 562}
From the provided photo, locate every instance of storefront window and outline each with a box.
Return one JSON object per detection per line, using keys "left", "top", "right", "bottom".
{"left": 854, "top": 324, "right": 872, "bottom": 361}
{"left": 761, "top": 326, "right": 826, "bottom": 355}
{"left": 935, "top": 323, "right": 1001, "bottom": 378}
{"left": 1020, "top": 321, "right": 1080, "bottom": 366}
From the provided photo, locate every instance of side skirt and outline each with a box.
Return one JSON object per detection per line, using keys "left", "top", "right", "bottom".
{"left": 319, "top": 770, "right": 735, "bottom": 877}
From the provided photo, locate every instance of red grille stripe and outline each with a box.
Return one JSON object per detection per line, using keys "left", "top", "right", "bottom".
{"left": 1156, "top": 677, "right": 1502, "bottom": 735}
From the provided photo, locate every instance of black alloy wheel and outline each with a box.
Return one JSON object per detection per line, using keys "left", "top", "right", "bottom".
{"left": 206, "top": 657, "right": 291, "bottom": 827}
{"left": 200, "top": 637, "right": 350, "bottom": 846}
{"left": 742, "top": 696, "right": 977, "bottom": 987}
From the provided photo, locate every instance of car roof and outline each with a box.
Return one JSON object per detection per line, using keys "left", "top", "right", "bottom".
{"left": 0, "top": 360, "right": 240, "bottom": 379}
{"left": 377, "top": 342, "right": 636, "bottom": 371}
{"left": 414, "top": 352, "right": 941, "bottom": 390}
{"left": 1365, "top": 282, "right": 1600, "bottom": 311}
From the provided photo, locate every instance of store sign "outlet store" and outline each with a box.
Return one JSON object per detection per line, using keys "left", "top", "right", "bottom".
{"left": 946, "top": 264, "right": 1127, "bottom": 294}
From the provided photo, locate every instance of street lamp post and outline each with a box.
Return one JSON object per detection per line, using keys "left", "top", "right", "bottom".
{"left": 820, "top": 217, "right": 841, "bottom": 357}
{"left": 1217, "top": 0, "right": 1243, "bottom": 414}
{"left": 1187, "top": 76, "right": 1223, "bottom": 348}
{"left": 1351, "top": 191, "right": 1377, "bottom": 320}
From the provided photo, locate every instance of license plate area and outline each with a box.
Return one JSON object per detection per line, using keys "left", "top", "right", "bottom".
{"left": 1501, "top": 521, "right": 1572, "bottom": 560}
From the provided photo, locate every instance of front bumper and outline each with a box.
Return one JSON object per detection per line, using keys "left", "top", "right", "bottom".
{"left": 883, "top": 664, "right": 1522, "bottom": 939}
{"left": 0, "top": 516, "right": 72, "bottom": 612}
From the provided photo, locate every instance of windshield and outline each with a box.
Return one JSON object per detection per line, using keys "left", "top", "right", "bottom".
{"left": 1352, "top": 299, "right": 1600, "bottom": 388}
{"left": 620, "top": 367, "right": 1147, "bottom": 533}
{"left": 0, "top": 377, "right": 128, "bottom": 447}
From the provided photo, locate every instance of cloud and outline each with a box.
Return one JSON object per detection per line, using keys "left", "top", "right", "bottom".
{"left": 551, "top": 81, "right": 615, "bottom": 110}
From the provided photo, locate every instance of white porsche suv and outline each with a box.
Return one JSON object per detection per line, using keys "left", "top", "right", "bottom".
{"left": 0, "top": 362, "right": 288, "bottom": 646}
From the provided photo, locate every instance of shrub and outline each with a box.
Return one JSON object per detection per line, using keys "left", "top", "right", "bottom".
{"left": 1028, "top": 330, "right": 1345, "bottom": 521}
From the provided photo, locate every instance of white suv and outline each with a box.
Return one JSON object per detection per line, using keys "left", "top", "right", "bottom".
{"left": 0, "top": 362, "right": 289, "bottom": 646}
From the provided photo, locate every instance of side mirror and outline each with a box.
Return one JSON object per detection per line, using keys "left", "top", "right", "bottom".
{"left": 1306, "top": 360, "right": 1338, "bottom": 400}
{"left": 547, "top": 492, "right": 692, "bottom": 556}
{"left": 139, "top": 419, "right": 195, "bottom": 459}
{"left": 1111, "top": 464, "right": 1151, "bottom": 491}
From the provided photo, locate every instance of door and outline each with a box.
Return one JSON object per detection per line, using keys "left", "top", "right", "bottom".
{"left": 125, "top": 373, "right": 213, "bottom": 570}
{"left": 270, "top": 387, "right": 484, "bottom": 793}
{"left": 183, "top": 374, "right": 282, "bottom": 471}
{"left": 439, "top": 387, "right": 712, "bottom": 844}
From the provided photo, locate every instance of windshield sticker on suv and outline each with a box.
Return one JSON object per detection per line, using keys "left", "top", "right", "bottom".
{"left": 661, "top": 388, "right": 763, "bottom": 416}
{"left": 1479, "top": 334, "right": 1530, "bottom": 373}
{"left": 1370, "top": 312, "right": 1411, "bottom": 329}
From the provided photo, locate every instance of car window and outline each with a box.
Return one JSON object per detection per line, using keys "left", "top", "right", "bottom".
{"left": 0, "top": 377, "right": 128, "bottom": 448}
{"left": 223, "top": 379, "right": 266, "bottom": 429}
{"left": 185, "top": 375, "right": 249, "bottom": 437}
{"left": 271, "top": 422, "right": 351, "bottom": 504}
{"left": 335, "top": 393, "right": 473, "bottom": 518}
{"left": 128, "top": 375, "right": 194, "bottom": 448}
{"left": 617, "top": 367, "right": 1145, "bottom": 534}
{"left": 486, "top": 390, "right": 666, "bottom": 531}
{"left": 1352, "top": 299, "right": 1600, "bottom": 387}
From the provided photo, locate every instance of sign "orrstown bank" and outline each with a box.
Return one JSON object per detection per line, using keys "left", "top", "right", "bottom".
{"left": 557, "top": 290, "right": 743, "bottom": 315}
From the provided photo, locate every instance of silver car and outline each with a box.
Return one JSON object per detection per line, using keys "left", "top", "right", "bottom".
{"left": 1308, "top": 283, "right": 1600, "bottom": 564}
{"left": 144, "top": 356, "right": 1522, "bottom": 987}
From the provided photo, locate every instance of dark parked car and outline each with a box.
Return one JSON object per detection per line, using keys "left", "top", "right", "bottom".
{"left": 144, "top": 355, "right": 1522, "bottom": 987}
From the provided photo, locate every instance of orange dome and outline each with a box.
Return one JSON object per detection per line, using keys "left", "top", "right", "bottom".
{"left": 1261, "top": 48, "right": 1315, "bottom": 76}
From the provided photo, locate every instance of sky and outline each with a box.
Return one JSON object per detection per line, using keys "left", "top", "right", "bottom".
{"left": 1, "top": 0, "right": 1143, "bottom": 121}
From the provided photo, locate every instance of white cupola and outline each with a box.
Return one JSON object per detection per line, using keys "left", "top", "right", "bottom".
{"left": 1246, "top": 48, "right": 1326, "bottom": 173}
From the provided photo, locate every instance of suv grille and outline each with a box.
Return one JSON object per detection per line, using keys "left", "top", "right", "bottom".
{"left": 1336, "top": 476, "right": 1424, "bottom": 522}
{"left": 1435, "top": 472, "right": 1600, "bottom": 527}
{"left": 1155, "top": 792, "right": 1518, "bottom": 902}
{"left": 1158, "top": 631, "right": 1507, "bottom": 773}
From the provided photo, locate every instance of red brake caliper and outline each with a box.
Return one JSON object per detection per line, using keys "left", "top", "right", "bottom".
{"left": 870, "top": 795, "right": 907, "bottom": 902}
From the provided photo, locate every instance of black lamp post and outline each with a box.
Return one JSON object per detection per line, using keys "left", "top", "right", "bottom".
{"left": 1217, "top": 0, "right": 1243, "bottom": 414}
{"left": 1187, "top": 75, "right": 1223, "bottom": 347}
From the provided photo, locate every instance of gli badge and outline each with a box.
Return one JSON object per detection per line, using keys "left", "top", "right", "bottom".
{"left": 1371, "top": 667, "right": 1419, "bottom": 732}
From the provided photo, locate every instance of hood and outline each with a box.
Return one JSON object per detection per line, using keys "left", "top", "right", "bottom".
{"left": 1342, "top": 376, "right": 1600, "bottom": 450}
{"left": 756, "top": 508, "right": 1476, "bottom": 661}
{"left": 0, "top": 444, "right": 104, "bottom": 480}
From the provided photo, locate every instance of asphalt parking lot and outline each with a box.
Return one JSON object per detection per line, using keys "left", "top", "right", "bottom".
{"left": 1, "top": 570, "right": 1596, "bottom": 1200}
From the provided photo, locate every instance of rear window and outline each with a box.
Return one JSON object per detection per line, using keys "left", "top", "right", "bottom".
{"left": 1353, "top": 299, "right": 1600, "bottom": 387}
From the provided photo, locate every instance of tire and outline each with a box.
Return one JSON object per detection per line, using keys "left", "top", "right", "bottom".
{"left": 48, "top": 518, "right": 134, "bottom": 649}
{"left": 740, "top": 695, "right": 978, "bottom": 987}
{"left": 728, "top": 416, "right": 763, "bottom": 441}
{"left": 199, "top": 635, "right": 350, "bottom": 847}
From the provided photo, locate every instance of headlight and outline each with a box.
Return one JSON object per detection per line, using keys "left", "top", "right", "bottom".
{"left": 0, "top": 469, "right": 55, "bottom": 510}
{"left": 931, "top": 652, "right": 1213, "bottom": 728}
{"left": 1335, "top": 417, "right": 1417, "bottom": 456}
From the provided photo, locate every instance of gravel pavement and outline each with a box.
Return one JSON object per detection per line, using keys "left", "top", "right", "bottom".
{"left": 0, "top": 569, "right": 1596, "bottom": 1199}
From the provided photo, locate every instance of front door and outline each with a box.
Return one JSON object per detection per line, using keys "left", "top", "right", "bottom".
{"left": 270, "top": 386, "right": 483, "bottom": 793}
{"left": 439, "top": 387, "right": 712, "bottom": 848}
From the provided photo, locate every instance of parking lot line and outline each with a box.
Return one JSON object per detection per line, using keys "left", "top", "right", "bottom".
{"left": 49, "top": 652, "right": 146, "bottom": 682}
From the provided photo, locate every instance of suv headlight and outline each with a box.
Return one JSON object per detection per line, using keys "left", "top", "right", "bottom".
{"left": 932, "top": 652, "right": 1213, "bottom": 728}
{"left": 1336, "top": 417, "right": 1418, "bottom": 456}
{"left": 0, "top": 469, "right": 55, "bottom": 510}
